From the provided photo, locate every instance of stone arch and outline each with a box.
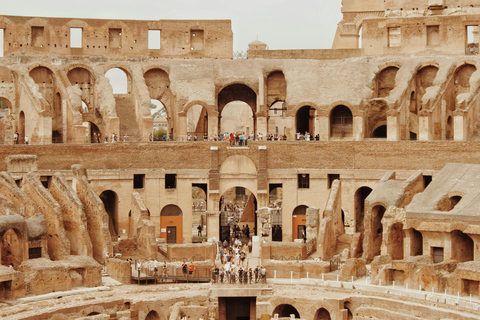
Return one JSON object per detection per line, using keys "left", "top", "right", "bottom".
{"left": 409, "top": 228, "right": 423, "bottom": 256}
{"left": 314, "top": 308, "right": 331, "bottom": 320}
{"left": 183, "top": 102, "right": 212, "bottom": 139}
{"left": 160, "top": 204, "right": 183, "bottom": 244}
{"left": 437, "top": 192, "right": 463, "bottom": 211}
{"left": 0, "top": 97, "right": 12, "bottom": 118}
{"left": 18, "top": 111, "right": 25, "bottom": 145}
{"left": 330, "top": 105, "right": 353, "bottom": 139}
{"left": 272, "top": 304, "right": 300, "bottom": 319}
{"left": 105, "top": 65, "right": 132, "bottom": 94}
{"left": 365, "top": 99, "right": 387, "bottom": 138}
{"left": 99, "top": 190, "right": 119, "bottom": 240}
{"left": 145, "top": 310, "right": 160, "bottom": 320}
{"left": 295, "top": 104, "right": 317, "bottom": 137}
{"left": 0, "top": 66, "right": 13, "bottom": 83}
{"left": 451, "top": 230, "right": 474, "bottom": 262}
{"left": 375, "top": 65, "right": 400, "bottom": 98}
{"left": 292, "top": 205, "right": 308, "bottom": 241}
{"left": 266, "top": 70, "right": 287, "bottom": 107}
{"left": 454, "top": 63, "right": 477, "bottom": 96}
{"left": 355, "top": 186, "right": 372, "bottom": 233}
{"left": 67, "top": 66, "right": 96, "bottom": 110}
{"left": 29, "top": 65, "right": 57, "bottom": 112}
{"left": 144, "top": 67, "right": 171, "bottom": 108}
{"left": 387, "top": 222, "right": 405, "bottom": 260}
{"left": 217, "top": 83, "right": 257, "bottom": 134}
{"left": 219, "top": 186, "right": 257, "bottom": 241}
{"left": 1, "top": 228, "right": 23, "bottom": 267}
{"left": 219, "top": 155, "right": 257, "bottom": 175}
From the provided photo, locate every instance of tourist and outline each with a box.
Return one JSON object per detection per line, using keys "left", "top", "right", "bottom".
{"left": 197, "top": 224, "right": 202, "bottom": 237}
{"left": 149, "top": 133, "right": 153, "bottom": 141}
{"left": 24, "top": 136, "right": 29, "bottom": 145}
{"left": 153, "top": 260, "right": 158, "bottom": 276}
{"left": 182, "top": 262, "right": 188, "bottom": 278}
{"left": 188, "top": 262, "right": 195, "bottom": 277}
{"left": 13, "top": 132, "right": 18, "bottom": 144}
{"left": 162, "top": 262, "right": 168, "bottom": 279}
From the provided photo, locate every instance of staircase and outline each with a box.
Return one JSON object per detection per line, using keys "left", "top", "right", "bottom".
{"left": 115, "top": 95, "right": 141, "bottom": 141}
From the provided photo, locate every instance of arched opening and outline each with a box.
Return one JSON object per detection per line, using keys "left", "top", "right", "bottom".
{"left": 81, "top": 101, "right": 88, "bottom": 113}
{"left": 446, "top": 116, "right": 453, "bottom": 140}
{"left": 29, "top": 66, "right": 56, "bottom": 107}
{"left": 437, "top": 194, "right": 462, "bottom": 211}
{"left": 372, "top": 125, "right": 387, "bottom": 138}
{"left": 0, "top": 97, "right": 9, "bottom": 118}
{"left": 187, "top": 104, "right": 208, "bottom": 141}
{"left": 270, "top": 185, "right": 283, "bottom": 242}
{"left": 1, "top": 229, "right": 23, "bottom": 267}
{"left": 358, "top": 26, "right": 363, "bottom": 48}
{"left": 145, "top": 68, "right": 171, "bottom": 137}
{"left": 344, "top": 301, "right": 354, "bottom": 320}
{"left": 18, "top": 111, "right": 25, "bottom": 145}
{"left": 67, "top": 67, "right": 95, "bottom": 115}
{"left": 268, "top": 101, "right": 287, "bottom": 139}
{"left": 314, "top": 308, "right": 331, "bottom": 320}
{"left": 375, "top": 66, "right": 399, "bottom": 98}
{"left": 372, "top": 205, "right": 386, "bottom": 257}
{"left": 160, "top": 204, "right": 183, "bottom": 244}
{"left": 52, "top": 92, "right": 62, "bottom": 143}
{"left": 99, "top": 190, "right": 119, "bottom": 240}
{"left": 296, "top": 105, "right": 316, "bottom": 139}
{"left": 330, "top": 105, "right": 353, "bottom": 139}
{"left": 451, "top": 230, "right": 474, "bottom": 262}
{"left": 87, "top": 312, "right": 101, "bottom": 316}
{"left": 218, "top": 84, "right": 257, "bottom": 138}
{"left": 0, "top": 98, "right": 10, "bottom": 144}
{"left": 272, "top": 304, "right": 300, "bottom": 319}
{"left": 220, "top": 102, "right": 254, "bottom": 140}
{"left": 105, "top": 68, "right": 129, "bottom": 94}
{"left": 192, "top": 185, "right": 207, "bottom": 242}
{"left": 410, "top": 228, "right": 423, "bottom": 256}
{"left": 292, "top": 205, "right": 308, "bottom": 241}
{"left": 266, "top": 71, "right": 286, "bottom": 107}
{"left": 455, "top": 64, "right": 477, "bottom": 96}
{"left": 145, "top": 310, "right": 160, "bottom": 320}
{"left": 89, "top": 122, "right": 101, "bottom": 143}
{"left": 388, "top": 222, "right": 405, "bottom": 260}
{"left": 151, "top": 99, "right": 168, "bottom": 141}
{"left": 355, "top": 187, "right": 372, "bottom": 233}
{"left": 219, "top": 187, "right": 256, "bottom": 243}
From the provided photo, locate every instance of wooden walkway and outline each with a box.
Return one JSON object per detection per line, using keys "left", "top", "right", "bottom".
{"left": 131, "top": 274, "right": 211, "bottom": 284}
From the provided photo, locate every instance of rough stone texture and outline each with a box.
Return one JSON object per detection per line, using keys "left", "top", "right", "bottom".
{"left": 105, "top": 258, "right": 131, "bottom": 284}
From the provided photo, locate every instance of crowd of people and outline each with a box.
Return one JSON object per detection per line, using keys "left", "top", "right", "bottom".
{"left": 296, "top": 132, "right": 319, "bottom": 141}
{"left": 213, "top": 238, "right": 266, "bottom": 284}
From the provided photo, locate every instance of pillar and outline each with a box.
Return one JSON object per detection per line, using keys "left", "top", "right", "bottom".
{"left": 418, "top": 112, "right": 430, "bottom": 141}
{"left": 207, "top": 211, "right": 220, "bottom": 241}
{"left": 285, "top": 115, "right": 295, "bottom": 140}
{"left": 177, "top": 114, "right": 187, "bottom": 141}
{"left": 208, "top": 112, "right": 219, "bottom": 140}
{"left": 256, "top": 111, "right": 267, "bottom": 138}
{"left": 319, "top": 115, "right": 329, "bottom": 141}
{"left": 353, "top": 116, "right": 364, "bottom": 140}
{"left": 454, "top": 111, "right": 467, "bottom": 141}
{"left": 387, "top": 110, "right": 400, "bottom": 141}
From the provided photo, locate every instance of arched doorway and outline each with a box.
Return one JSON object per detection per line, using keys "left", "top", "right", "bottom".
{"left": 272, "top": 304, "right": 300, "bottom": 319}
{"left": 355, "top": 187, "right": 372, "bottom": 233}
{"left": 160, "top": 204, "right": 183, "bottom": 244}
{"left": 1, "top": 229, "right": 23, "bottom": 267}
{"left": 99, "top": 190, "right": 119, "bottom": 240}
{"left": 375, "top": 66, "right": 399, "bottom": 98}
{"left": 372, "top": 125, "right": 387, "bottom": 138}
{"left": 218, "top": 84, "right": 257, "bottom": 138}
{"left": 410, "top": 228, "right": 423, "bottom": 256}
{"left": 187, "top": 104, "right": 208, "bottom": 141}
{"left": 292, "top": 205, "right": 308, "bottom": 241}
{"left": 151, "top": 99, "right": 168, "bottom": 140}
{"left": 105, "top": 68, "right": 129, "bottom": 94}
{"left": 89, "top": 122, "right": 101, "bottom": 143}
{"left": 192, "top": 185, "right": 207, "bottom": 241}
{"left": 219, "top": 187, "right": 256, "bottom": 242}
{"left": 314, "top": 308, "right": 331, "bottom": 320}
{"left": 270, "top": 184, "right": 283, "bottom": 242}
{"left": 330, "top": 105, "right": 353, "bottom": 139}
{"left": 372, "top": 205, "right": 386, "bottom": 257}
{"left": 446, "top": 116, "right": 453, "bottom": 140}
{"left": 451, "top": 230, "right": 474, "bottom": 262}
{"left": 268, "top": 101, "right": 287, "bottom": 139}
{"left": 52, "top": 92, "right": 62, "bottom": 143}
{"left": 296, "top": 105, "right": 316, "bottom": 138}
{"left": 18, "top": 111, "right": 25, "bottom": 144}
{"left": 145, "top": 310, "right": 160, "bottom": 320}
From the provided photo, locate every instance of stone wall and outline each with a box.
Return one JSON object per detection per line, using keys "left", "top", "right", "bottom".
{"left": 105, "top": 258, "right": 131, "bottom": 284}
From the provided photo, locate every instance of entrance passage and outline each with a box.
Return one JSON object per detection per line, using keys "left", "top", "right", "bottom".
{"left": 219, "top": 297, "right": 256, "bottom": 320}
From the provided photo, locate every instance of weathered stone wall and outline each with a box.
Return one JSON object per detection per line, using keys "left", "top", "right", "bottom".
{"left": 105, "top": 258, "right": 131, "bottom": 284}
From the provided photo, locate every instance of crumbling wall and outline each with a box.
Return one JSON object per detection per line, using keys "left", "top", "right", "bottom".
{"left": 22, "top": 172, "right": 69, "bottom": 260}
{"left": 0, "top": 172, "right": 38, "bottom": 218}
{"left": 49, "top": 173, "right": 93, "bottom": 257}
{"left": 72, "top": 165, "right": 112, "bottom": 264}
{"left": 105, "top": 258, "right": 131, "bottom": 284}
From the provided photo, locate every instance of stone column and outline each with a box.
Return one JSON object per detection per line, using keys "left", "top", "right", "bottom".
{"left": 318, "top": 115, "right": 329, "bottom": 141}
{"left": 177, "top": 114, "right": 187, "bottom": 141}
{"left": 256, "top": 110, "right": 267, "bottom": 138}
{"left": 454, "top": 110, "right": 467, "bottom": 141}
{"left": 206, "top": 211, "right": 220, "bottom": 241}
{"left": 418, "top": 111, "right": 430, "bottom": 141}
{"left": 285, "top": 115, "right": 295, "bottom": 140}
{"left": 353, "top": 116, "right": 364, "bottom": 140}
{"left": 387, "top": 109, "right": 400, "bottom": 141}
{"left": 208, "top": 111, "right": 219, "bottom": 140}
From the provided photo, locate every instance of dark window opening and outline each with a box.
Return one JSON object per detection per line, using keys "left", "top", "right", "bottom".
{"left": 165, "top": 174, "right": 177, "bottom": 189}
{"left": 28, "top": 247, "right": 42, "bottom": 259}
{"left": 133, "top": 174, "right": 145, "bottom": 189}
{"left": 423, "top": 175, "right": 432, "bottom": 188}
{"left": 40, "top": 176, "right": 51, "bottom": 189}
{"left": 297, "top": 174, "right": 309, "bottom": 189}
{"left": 328, "top": 174, "right": 340, "bottom": 189}
{"left": 432, "top": 247, "right": 444, "bottom": 263}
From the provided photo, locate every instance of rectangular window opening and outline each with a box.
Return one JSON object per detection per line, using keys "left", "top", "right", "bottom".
{"left": 328, "top": 174, "right": 340, "bottom": 189}
{"left": 31, "top": 26, "right": 44, "bottom": 48}
{"left": 426, "top": 25, "right": 440, "bottom": 46}
{"left": 165, "top": 174, "right": 177, "bottom": 189}
{"left": 466, "top": 25, "right": 479, "bottom": 55}
{"left": 148, "top": 30, "right": 161, "bottom": 49}
{"left": 190, "top": 29, "right": 204, "bottom": 51}
{"left": 297, "top": 174, "right": 309, "bottom": 189}
{"left": 432, "top": 247, "right": 444, "bottom": 263}
{"left": 388, "top": 27, "right": 401, "bottom": 47}
{"left": 70, "top": 27, "right": 82, "bottom": 48}
{"left": 133, "top": 174, "right": 145, "bottom": 189}
{"left": 28, "top": 247, "right": 42, "bottom": 259}
{"left": 109, "top": 28, "right": 122, "bottom": 49}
